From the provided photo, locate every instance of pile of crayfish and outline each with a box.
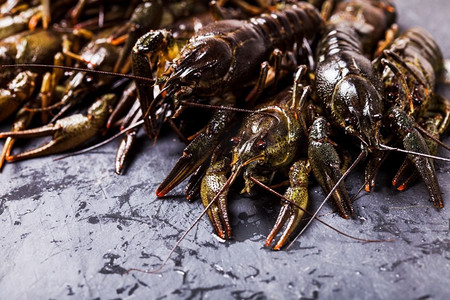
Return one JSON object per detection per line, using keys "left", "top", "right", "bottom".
{"left": 1, "top": 0, "right": 449, "bottom": 250}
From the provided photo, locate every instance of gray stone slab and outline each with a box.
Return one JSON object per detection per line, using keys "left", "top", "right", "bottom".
{"left": 1, "top": 1, "right": 450, "bottom": 299}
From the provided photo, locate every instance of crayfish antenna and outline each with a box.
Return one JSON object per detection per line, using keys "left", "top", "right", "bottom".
{"left": 1, "top": 64, "right": 156, "bottom": 84}
{"left": 379, "top": 144, "right": 450, "bottom": 162}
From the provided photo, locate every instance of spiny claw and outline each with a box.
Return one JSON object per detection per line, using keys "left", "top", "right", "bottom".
{"left": 156, "top": 107, "right": 234, "bottom": 197}
{"left": 266, "top": 160, "right": 310, "bottom": 250}
{"left": 185, "top": 163, "right": 210, "bottom": 201}
{"left": 308, "top": 117, "right": 353, "bottom": 218}
{"left": 200, "top": 157, "right": 232, "bottom": 239}
{"left": 388, "top": 108, "right": 443, "bottom": 208}
{"left": 393, "top": 112, "right": 445, "bottom": 191}
{"left": 0, "top": 94, "right": 117, "bottom": 161}
{"left": 392, "top": 160, "right": 419, "bottom": 192}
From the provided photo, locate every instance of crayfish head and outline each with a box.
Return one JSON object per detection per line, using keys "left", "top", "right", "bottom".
{"left": 230, "top": 108, "right": 285, "bottom": 172}
{"left": 229, "top": 116, "right": 274, "bottom": 193}
{"left": 230, "top": 105, "right": 299, "bottom": 193}
{"left": 169, "top": 37, "right": 232, "bottom": 98}
{"left": 333, "top": 75, "right": 384, "bottom": 151}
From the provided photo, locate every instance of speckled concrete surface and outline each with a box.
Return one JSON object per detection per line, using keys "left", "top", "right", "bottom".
{"left": 1, "top": 1, "right": 450, "bottom": 299}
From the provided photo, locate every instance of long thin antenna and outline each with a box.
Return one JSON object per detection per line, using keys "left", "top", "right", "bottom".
{"left": 180, "top": 101, "right": 270, "bottom": 115}
{"left": 379, "top": 144, "right": 450, "bottom": 162}
{"left": 350, "top": 180, "right": 369, "bottom": 203}
{"left": 250, "top": 176, "right": 392, "bottom": 243}
{"left": 287, "top": 150, "right": 366, "bottom": 249}
{"left": 2, "top": 64, "right": 155, "bottom": 84}
{"left": 127, "top": 171, "right": 238, "bottom": 274}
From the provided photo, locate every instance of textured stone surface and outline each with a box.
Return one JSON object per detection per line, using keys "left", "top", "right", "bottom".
{"left": 1, "top": 1, "right": 450, "bottom": 299}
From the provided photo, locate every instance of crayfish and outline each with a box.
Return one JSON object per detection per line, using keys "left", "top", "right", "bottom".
{"left": 0, "top": 0, "right": 449, "bottom": 259}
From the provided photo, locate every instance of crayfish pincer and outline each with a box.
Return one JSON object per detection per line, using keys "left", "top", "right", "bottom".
{"left": 386, "top": 107, "right": 444, "bottom": 208}
{"left": 0, "top": 94, "right": 117, "bottom": 161}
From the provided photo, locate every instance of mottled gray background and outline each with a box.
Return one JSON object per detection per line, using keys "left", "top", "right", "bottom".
{"left": 1, "top": 1, "right": 450, "bottom": 299}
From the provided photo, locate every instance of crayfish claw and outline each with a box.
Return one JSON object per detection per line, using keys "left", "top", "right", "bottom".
{"left": 185, "top": 163, "right": 210, "bottom": 201}
{"left": 403, "top": 134, "right": 443, "bottom": 208}
{"left": 115, "top": 130, "right": 137, "bottom": 175}
{"left": 308, "top": 117, "right": 353, "bottom": 218}
{"left": 266, "top": 160, "right": 310, "bottom": 250}
{"left": 364, "top": 150, "right": 387, "bottom": 192}
{"left": 388, "top": 108, "right": 444, "bottom": 208}
{"left": 156, "top": 107, "right": 234, "bottom": 197}
{"left": 156, "top": 150, "right": 198, "bottom": 197}
{"left": 0, "top": 94, "right": 117, "bottom": 162}
{"left": 200, "top": 157, "right": 232, "bottom": 239}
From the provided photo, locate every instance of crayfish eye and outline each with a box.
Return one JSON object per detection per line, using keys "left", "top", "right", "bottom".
{"left": 255, "top": 139, "right": 267, "bottom": 151}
